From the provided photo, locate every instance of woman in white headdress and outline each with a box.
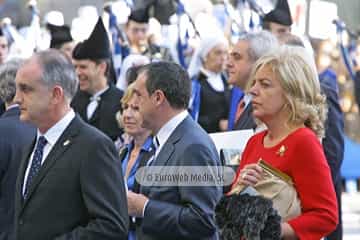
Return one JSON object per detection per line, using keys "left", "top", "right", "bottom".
{"left": 188, "top": 34, "right": 230, "bottom": 133}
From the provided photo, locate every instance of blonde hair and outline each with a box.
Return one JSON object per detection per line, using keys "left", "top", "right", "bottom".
{"left": 247, "top": 45, "right": 327, "bottom": 138}
{"left": 120, "top": 83, "right": 136, "bottom": 106}
{"left": 116, "top": 83, "right": 136, "bottom": 128}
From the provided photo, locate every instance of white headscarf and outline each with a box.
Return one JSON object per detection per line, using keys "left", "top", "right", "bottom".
{"left": 187, "top": 34, "right": 228, "bottom": 78}
{"left": 116, "top": 54, "right": 150, "bottom": 91}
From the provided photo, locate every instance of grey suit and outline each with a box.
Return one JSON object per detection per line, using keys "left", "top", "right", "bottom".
{"left": 233, "top": 103, "right": 257, "bottom": 131}
{"left": 14, "top": 115, "right": 129, "bottom": 240}
{"left": 136, "top": 116, "right": 222, "bottom": 240}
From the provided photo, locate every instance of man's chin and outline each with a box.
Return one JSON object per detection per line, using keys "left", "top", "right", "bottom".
{"left": 78, "top": 82, "right": 89, "bottom": 92}
{"left": 227, "top": 78, "right": 236, "bottom": 86}
{"left": 140, "top": 121, "right": 150, "bottom": 131}
{"left": 79, "top": 86, "right": 88, "bottom": 92}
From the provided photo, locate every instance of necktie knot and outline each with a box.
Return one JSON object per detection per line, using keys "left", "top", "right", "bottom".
{"left": 37, "top": 136, "right": 47, "bottom": 149}
{"left": 90, "top": 96, "right": 101, "bottom": 102}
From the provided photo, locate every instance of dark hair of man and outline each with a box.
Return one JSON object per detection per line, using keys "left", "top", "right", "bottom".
{"left": 51, "top": 43, "right": 62, "bottom": 50}
{"left": 139, "top": 61, "right": 190, "bottom": 109}
{"left": 93, "top": 58, "right": 111, "bottom": 79}
{"left": 126, "top": 65, "right": 142, "bottom": 85}
{"left": 262, "top": 21, "right": 271, "bottom": 30}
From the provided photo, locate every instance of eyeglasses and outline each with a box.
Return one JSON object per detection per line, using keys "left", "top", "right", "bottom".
{"left": 130, "top": 27, "right": 148, "bottom": 34}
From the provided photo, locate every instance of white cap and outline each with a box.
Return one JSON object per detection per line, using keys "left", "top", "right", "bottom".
{"left": 43, "top": 11, "right": 64, "bottom": 26}
{"left": 112, "top": 0, "right": 131, "bottom": 24}
{"left": 71, "top": 5, "right": 99, "bottom": 42}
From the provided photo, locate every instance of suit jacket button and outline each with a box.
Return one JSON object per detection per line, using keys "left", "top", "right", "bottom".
{"left": 19, "top": 219, "right": 24, "bottom": 225}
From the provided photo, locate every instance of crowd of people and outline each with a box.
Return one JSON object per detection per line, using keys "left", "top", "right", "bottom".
{"left": 0, "top": 0, "right": 350, "bottom": 239}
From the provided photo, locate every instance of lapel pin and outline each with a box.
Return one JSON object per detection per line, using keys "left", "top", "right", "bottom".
{"left": 277, "top": 145, "right": 287, "bottom": 157}
{"left": 63, "top": 140, "right": 71, "bottom": 146}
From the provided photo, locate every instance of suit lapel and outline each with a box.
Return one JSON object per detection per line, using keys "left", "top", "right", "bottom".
{"left": 19, "top": 116, "right": 81, "bottom": 213}
{"left": 88, "top": 102, "right": 100, "bottom": 124}
{"left": 235, "top": 103, "right": 253, "bottom": 130}
{"left": 153, "top": 142, "right": 175, "bottom": 167}
{"left": 119, "top": 146, "right": 128, "bottom": 163}
{"left": 76, "top": 92, "right": 90, "bottom": 122}
{"left": 153, "top": 117, "right": 190, "bottom": 167}
{"left": 133, "top": 150, "right": 154, "bottom": 193}
{"left": 145, "top": 116, "right": 190, "bottom": 188}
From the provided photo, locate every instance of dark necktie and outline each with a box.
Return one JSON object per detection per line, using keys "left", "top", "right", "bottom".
{"left": 24, "top": 136, "right": 47, "bottom": 198}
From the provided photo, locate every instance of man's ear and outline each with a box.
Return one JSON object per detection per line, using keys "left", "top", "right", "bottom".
{"left": 52, "top": 85, "right": 65, "bottom": 104}
{"left": 153, "top": 89, "right": 166, "bottom": 106}
{"left": 97, "top": 61, "right": 107, "bottom": 75}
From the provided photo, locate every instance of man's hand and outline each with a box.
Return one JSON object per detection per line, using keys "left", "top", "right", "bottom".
{"left": 127, "top": 191, "right": 149, "bottom": 217}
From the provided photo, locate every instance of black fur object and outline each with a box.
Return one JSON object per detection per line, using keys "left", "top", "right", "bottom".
{"left": 216, "top": 193, "right": 281, "bottom": 240}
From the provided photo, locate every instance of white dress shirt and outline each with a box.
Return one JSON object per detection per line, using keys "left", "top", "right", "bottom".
{"left": 154, "top": 110, "right": 188, "bottom": 157}
{"left": 87, "top": 86, "right": 109, "bottom": 119}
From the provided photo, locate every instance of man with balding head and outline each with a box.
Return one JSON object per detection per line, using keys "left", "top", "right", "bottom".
{"left": 226, "top": 31, "right": 279, "bottom": 130}
{"left": 14, "top": 50, "right": 128, "bottom": 240}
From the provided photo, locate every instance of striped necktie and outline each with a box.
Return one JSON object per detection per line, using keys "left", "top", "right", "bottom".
{"left": 147, "top": 136, "right": 159, "bottom": 166}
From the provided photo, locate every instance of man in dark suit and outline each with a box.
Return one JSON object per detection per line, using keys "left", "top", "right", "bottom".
{"left": 226, "top": 31, "right": 279, "bottom": 130}
{"left": 13, "top": 50, "right": 128, "bottom": 240}
{"left": 0, "top": 59, "right": 36, "bottom": 240}
{"left": 355, "top": 70, "right": 360, "bottom": 109}
{"left": 262, "top": 0, "right": 292, "bottom": 40}
{"left": 320, "top": 73, "right": 345, "bottom": 240}
{"left": 128, "top": 61, "right": 222, "bottom": 239}
{"left": 71, "top": 17, "right": 123, "bottom": 141}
